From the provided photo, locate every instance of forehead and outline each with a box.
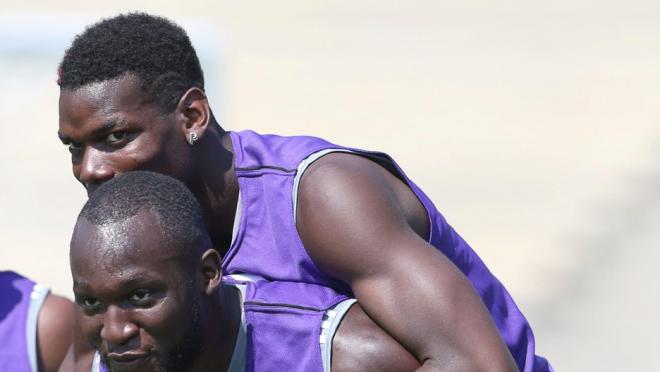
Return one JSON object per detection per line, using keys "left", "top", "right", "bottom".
{"left": 70, "top": 210, "right": 182, "bottom": 283}
{"left": 60, "top": 74, "right": 146, "bottom": 115}
{"left": 58, "top": 75, "right": 156, "bottom": 135}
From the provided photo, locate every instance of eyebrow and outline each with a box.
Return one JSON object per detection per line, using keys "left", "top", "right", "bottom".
{"left": 73, "top": 273, "right": 160, "bottom": 293}
{"left": 90, "top": 119, "right": 122, "bottom": 138}
{"left": 58, "top": 118, "right": 124, "bottom": 143}
{"left": 72, "top": 281, "right": 90, "bottom": 291}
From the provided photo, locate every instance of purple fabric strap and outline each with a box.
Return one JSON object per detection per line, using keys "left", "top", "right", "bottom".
{"left": 223, "top": 130, "right": 552, "bottom": 372}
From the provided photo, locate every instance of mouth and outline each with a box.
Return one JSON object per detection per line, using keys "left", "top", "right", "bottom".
{"left": 106, "top": 351, "right": 152, "bottom": 370}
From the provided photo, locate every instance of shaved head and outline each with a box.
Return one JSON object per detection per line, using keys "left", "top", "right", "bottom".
{"left": 69, "top": 171, "right": 218, "bottom": 372}
{"left": 76, "top": 170, "right": 211, "bottom": 261}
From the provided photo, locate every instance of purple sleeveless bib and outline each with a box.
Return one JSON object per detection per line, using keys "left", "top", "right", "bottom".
{"left": 223, "top": 130, "right": 552, "bottom": 372}
{"left": 223, "top": 276, "right": 347, "bottom": 372}
{"left": 0, "top": 271, "right": 47, "bottom": 372}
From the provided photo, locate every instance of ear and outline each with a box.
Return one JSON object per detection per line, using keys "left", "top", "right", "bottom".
{"left": 176, "top": 87, "right": 210, "bottom": 142}
{"left": 199, "top": 248, "right": 223, "bottom": 296}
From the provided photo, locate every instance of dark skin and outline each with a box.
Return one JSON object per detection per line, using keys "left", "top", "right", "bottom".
{"left": 297, "top": 154, "right": 516, "bottom": 371}
{"left": 70, "top": 210, "right": 240, "bottom": 372}
{"left": 37, "top": 293, "right": 74, "bottom": 372}
{"left": 59, "top": 73, "right": 518, "bottom": 371}
{"left": 332, "top": 304, "right": 419, "bottom": 371}
{"left": 69, "top": 209, "right": 419, "bottom": 372}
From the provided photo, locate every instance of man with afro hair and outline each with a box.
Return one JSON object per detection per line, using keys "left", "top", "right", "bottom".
{"left": 58, "top": 12, "right": 552, "bottom": 372}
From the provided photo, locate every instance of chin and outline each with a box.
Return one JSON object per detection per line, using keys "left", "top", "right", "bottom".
{"left": 102, "top": 353, "right": 158, "bottom": 372}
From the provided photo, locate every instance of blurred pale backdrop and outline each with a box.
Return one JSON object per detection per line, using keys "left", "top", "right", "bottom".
{"left": 1, "top": 1, "right": 659, "bottom": 371}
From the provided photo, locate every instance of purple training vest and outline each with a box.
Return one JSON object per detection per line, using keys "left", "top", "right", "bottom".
{"left": 222, "top": 130, "right": 552, "bottom": 372}
{"left": 223, "top": 275, "right": 348, "bottom": 372}
{"left": 0, "top": 271, "right": 47, "bottom": 372}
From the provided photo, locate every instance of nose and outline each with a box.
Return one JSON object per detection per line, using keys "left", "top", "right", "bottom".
{"left": 100, "top": 305, "right": 139, "bottom": 348}
{"left": 78, "top": 146, "right": 115, "bottom": 193}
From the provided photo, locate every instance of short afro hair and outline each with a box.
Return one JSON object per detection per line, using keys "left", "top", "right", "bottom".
{"left": 58, "top": 12, "right": 204, "bottom": 113}
{"left": 78, "top": 171, "right": 210, "bottom": 258}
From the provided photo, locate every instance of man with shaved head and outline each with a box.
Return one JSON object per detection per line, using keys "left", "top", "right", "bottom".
{"left": 70, "top": 171, "right": 419, "bottom": 372}
{"left": 59, "top": 13, "right": 551, "bottom": 371}
{"left": 70, "top": 171, "right": 237, "bottom": 371}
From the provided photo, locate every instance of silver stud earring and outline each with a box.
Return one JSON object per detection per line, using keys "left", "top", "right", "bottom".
{"left": 188, "top": 131, "right": 198, "bottom": 146}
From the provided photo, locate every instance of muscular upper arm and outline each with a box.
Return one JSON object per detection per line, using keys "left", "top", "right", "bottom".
{"left": 296, "top": 153, "right": 517, "bottom": 372}
{"left": 37, "top": 294, "right": 73, "bottom": 372}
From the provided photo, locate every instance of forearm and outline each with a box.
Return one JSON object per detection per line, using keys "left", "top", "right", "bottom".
{"left": 350, "top": 250, "right": 519, "bottom": 372}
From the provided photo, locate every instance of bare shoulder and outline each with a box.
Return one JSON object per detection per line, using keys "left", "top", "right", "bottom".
{"left": 296, "top": 151, "right": 428, "bottom": 279}
{"left": 297, "top": 152, "right": 397, "bottom": 198}
{"left": 298, "top": 151, "right": 428, "bottom": 236}
{"left": 38, "top": 294, "right": 74, "bottom": 372}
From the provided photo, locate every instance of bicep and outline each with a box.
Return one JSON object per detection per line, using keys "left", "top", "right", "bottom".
{"left": 297, "top": 154, "right": 516, "bottom": 371}
{"left": 38, "top": 294, "right": 74, "bottom": 372}
{"left": 296, "top": 153, "right": 413, "bottom": 280}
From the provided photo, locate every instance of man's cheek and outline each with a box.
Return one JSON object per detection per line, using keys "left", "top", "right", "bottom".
{"left": 78, "top": 315, "right": 103, "bottom": 347}
{"left": 143, "top": 313, "right": 188, "bottom": 354}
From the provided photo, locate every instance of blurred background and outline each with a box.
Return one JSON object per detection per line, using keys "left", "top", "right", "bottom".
{"left": 1, "top": 1, "right": 659, "bottom": 370}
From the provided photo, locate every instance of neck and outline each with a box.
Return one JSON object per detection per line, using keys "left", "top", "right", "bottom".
{"left": 188, "top": 121, "right": 239, "bottom": 254}
{"left": 187, "top": 284, "right": 242, "bottom": 372}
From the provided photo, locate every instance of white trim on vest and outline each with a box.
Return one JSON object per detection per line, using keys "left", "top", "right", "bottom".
{"left": 27, "top": 283, "right": 49, "bottom": 372}
{"left": 320, "top": 299, "right": 357, "bottom": 372}
{"left": 231, "top": 190, "right": 242, "bottom": 246}
{"left": 226, "top": 281, "right": 248, "bottom": 372}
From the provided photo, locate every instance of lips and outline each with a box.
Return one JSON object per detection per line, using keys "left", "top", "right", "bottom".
{"left": 106, "top": 351, "right": 152, "bottom": 371}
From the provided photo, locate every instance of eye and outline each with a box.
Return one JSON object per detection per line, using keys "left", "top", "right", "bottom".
{"left": 106, "top": 131, "right": 128, "bottom": 144}
{"left": 77, "top": 296, "right": 101, "bottom": 312}
{"left": 66, "top": 141, "right": 84, "bottom": 154}
{"left": 129, "top": 289, "right": 153, "bottom": 306}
